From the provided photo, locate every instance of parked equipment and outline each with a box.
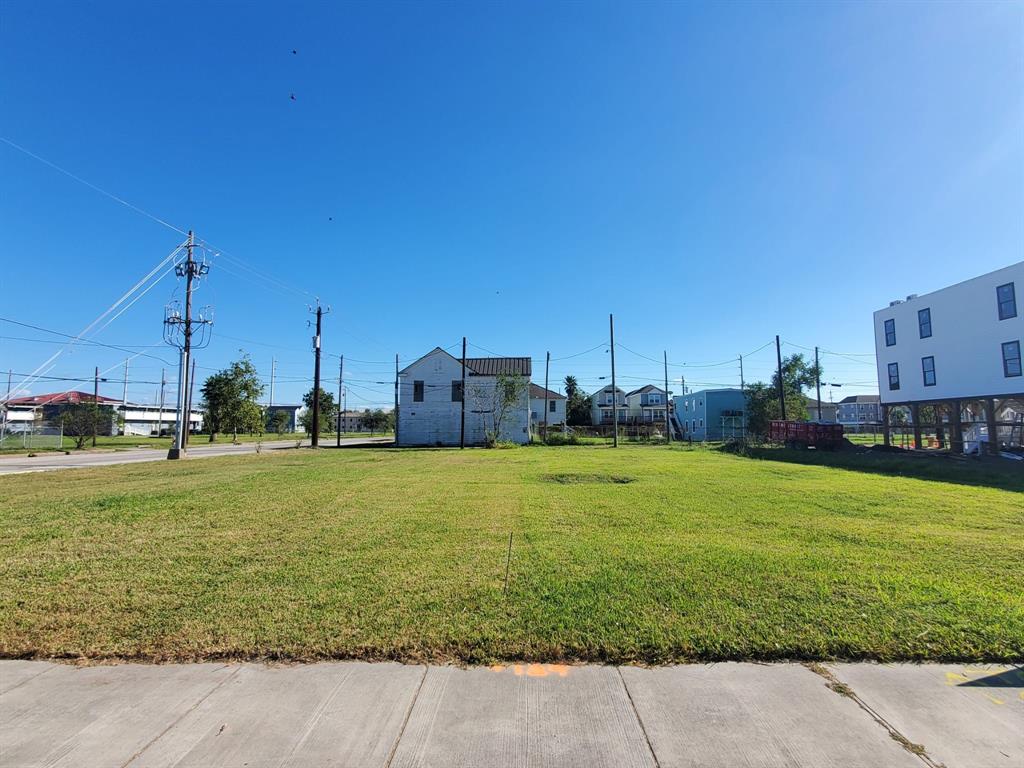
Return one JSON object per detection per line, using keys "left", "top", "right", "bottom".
{"left": 769, "top": 420, "right": 844, "bottom": 450}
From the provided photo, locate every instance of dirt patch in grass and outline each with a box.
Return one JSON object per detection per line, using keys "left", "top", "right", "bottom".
{"left": 542, "top": 472, "right": 637, "bottom": 485}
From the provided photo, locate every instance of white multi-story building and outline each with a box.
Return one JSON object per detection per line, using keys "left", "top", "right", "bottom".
{"left": 872, "top": 261, "right": 1023, "bottom": 451}
{"left": 397, "top": 347, "right": 531, "bottom": 446}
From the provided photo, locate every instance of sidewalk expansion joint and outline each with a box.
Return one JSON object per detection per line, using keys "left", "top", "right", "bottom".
{"left": 616, "top": 667, "right": 662, "bottom": 768}
{"left": 804, "top": 663, "right": 946, "bottom": 768}
{"left": 119, "top": 663, "right": 241, "bottom": 768}
{"left": 383, "top": 664, "right": 428, "bottom": 768}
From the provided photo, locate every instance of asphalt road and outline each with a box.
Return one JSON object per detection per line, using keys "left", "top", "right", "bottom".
{"left": 0, "top": 436, "right": 392, "bottom": 475}
{"left": 1, "top": 661, "right": 1019, "bottom": 767}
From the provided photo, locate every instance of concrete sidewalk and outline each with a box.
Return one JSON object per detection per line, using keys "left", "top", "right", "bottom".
{"left": 1, "top": 661, "right": 1020, "bottom": 767}
{"left": 0, "top": 436, "right": 391, "bottom": 475}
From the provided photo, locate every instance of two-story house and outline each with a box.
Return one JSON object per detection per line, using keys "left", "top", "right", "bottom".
{"left": 625, "top": 385, "right": 668, "bottom": 424}
{"left": 873, "top": 261, "right": 1023, "bottom": 452}
{"left": 590, "top": 385, "right": 627, "bottom": 426}
{"left": 836, "top": 395, "right": 881, "bottom": 430}
{"left": 397, "top": 347, "right": 531, "bottom": 446}
{"left": 672, "top": 388, "right": 746, "bottom": 441}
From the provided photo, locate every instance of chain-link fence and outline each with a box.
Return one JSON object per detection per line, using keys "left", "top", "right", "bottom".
{"left": 0, "top": 422, "right": 64, "bottom": 450}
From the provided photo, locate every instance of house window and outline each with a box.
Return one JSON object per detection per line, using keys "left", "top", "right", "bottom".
{"left": 887, "top": 363, "right": 900, "bottom": 391}
{"left": 921, "top": 356, "right": 936, "bottom": 387}
{"left": 884, "top": 318, "right": 896, "bottom": 346}
{"left": 699, "top": 418, "right": 703, "bottom": 428}
{"left": 1003, "top": 341, "right": 1022, "bottom": 377}
{"left": 413, "top": 380, "right": 424, "bottom": 402}
{"left": 451, "top": 381, "right": 463, "bottom": 402}
{"left": 649, "top": 394, "right": 661, "bottom": 404}
{"left": 918, "top": 308, "right": 931, "bottom": 339}
{"left": 997, "top": 283, "right": 1017, "bottom": 320}
{"left": 549, "top": 400, "right": 557, "bottom": 412}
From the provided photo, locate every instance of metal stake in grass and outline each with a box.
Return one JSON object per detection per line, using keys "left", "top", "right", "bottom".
{"left": 503, "top": 532, "right": 513, "bottom": 595}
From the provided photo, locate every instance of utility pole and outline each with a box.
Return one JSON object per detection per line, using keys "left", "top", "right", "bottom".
{"left": 157, "top": 369, "right": 165, "bottom": 438}
{"left": 269, "top": 357, "right": 276, "bottom": 407}
{"left": 185, "top": 357, "right": 196, "bottom": 447}
{"left": 775, "top": 334, "right": 787, "bottom": 421}
{"left": 121, "top": 358, "right": 129, "bottom": 435}
{"left": 663, "top": 350, "right": 670, "bottom": 443}
{"left": 93, "top": 366, "right": 99, "bottom": 447}
{"left": 681, "top": 375, "right": 685, "bottom": 395}
{"left": 460, "top": 338, "right": 466, "bottom": 449}
{"left": 166, "top": 230, "right": 209, "bottom": 460}
{"left": 342, "top": 356, "right": 350, "bottom": 450}
{"left": 542, "top": 351, "right": 550, "bottom": 443}
{"left": 310, "top": 301, "right": 324, "bottom": 447}
{"left": 2, "top": 369, "right": 11, "bottom": 438}
{"left": 739, "top": 355, "right": 744, "bottom": 390}
{"left": 814, "top": 346, "right": 822, "bottom": 421}
{"left": 394, "top": 354, "right": 400, "bottom": 445}
{"left": 609, "top": 313, "right": 618, "bottom": 448}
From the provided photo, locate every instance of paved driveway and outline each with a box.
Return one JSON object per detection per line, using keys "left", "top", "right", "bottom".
{"left": 0, "top": 436, "right": 392, "bottom": 475}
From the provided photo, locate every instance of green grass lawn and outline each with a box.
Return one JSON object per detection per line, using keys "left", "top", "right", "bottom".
{"left": 1, "top": 445, "right": 1021, "bottom": 664}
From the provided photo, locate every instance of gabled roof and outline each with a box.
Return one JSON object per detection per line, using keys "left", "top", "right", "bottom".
{"left": 399, "top": 347, "right": 532, "bottom": 377}
{"left": 529, "top": 383, "right": 565, "bottom": 400}
{"left": 590, "top": 385, "right": 625, "bottom": 397}
{"left": 4, "top": 391, "right": 121, "bottom": 407}
{"left": 839, "top": 394, "right": 880, "bottom": 404}
{"left": 625, "top": 384, "right": 665, "bottom": 397}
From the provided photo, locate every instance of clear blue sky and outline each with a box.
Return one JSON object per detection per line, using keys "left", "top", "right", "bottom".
{"left": 2, "top": 1, "right": 1021, "bottom": 408}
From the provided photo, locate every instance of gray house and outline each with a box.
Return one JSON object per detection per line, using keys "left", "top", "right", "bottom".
{"left": 673, "top": 388, "right": 746, "bottom": 441}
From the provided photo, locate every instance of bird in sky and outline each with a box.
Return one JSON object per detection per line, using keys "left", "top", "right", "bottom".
{"left": 290, "top": 93, "right": 296, "bottom": 101}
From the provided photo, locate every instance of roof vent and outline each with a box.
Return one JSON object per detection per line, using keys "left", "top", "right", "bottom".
{"left": 889, "top": 299, "right": 904, "bottom": 306}
{"left": 906, "top": 294, "right": 918, "bottom": 301}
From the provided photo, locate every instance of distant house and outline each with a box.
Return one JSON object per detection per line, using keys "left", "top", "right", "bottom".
{"left": 590, "top": 385, "right": 627, "bottom": 426}
{"left": 529, "top": 384, "right": 566, "bottom": 428}
{"left": 397, "top": 347, "right": 531, "bottom": 446}
{"left": 625, "top": 385, "right": 668, "bottom": 424}
{"left": 802, "top": 397, "right": 838, "bottom": 423}
{"left": 673, "top": 388, "right": 746, "bottom": 441}
{"left": 837, "top": 395, "right": 881, "bottom": 429}
{"left": 265, "top": 404, "right": 303, "bottom": 433}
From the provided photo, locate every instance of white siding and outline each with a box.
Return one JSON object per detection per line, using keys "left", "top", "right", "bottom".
{"left": 398, "top": 349, "right": 530, "bottom": 446}
{"left": 530, "top": 397, "right": 565, "bottom": 425}
{"left": 873, "top": 262, "right": 1024, "bottom": 404}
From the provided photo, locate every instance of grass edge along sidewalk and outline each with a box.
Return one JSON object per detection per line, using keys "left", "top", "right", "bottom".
{"left": 1, "top": 444, "right": 1021, "bottom": 665}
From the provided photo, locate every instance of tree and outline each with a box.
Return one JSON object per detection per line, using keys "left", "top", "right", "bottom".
{"left": 299, "top": 387, "right": 337, "bottom": 434}
{"left": 362, "top": 408, "right": 391, "bottom": 435}
{"left": 470, "top": 373, "right": 529, "bottom": 446}
{"left": 201, "top": 354, "right": 265, "bottom": 441}
{"left": 744, "top": 353, "right": 823, "bottom": 437}
{"left": 52, "top": 403, "right": 99, "bottom": 449}
{"left": 564, "top": 374, "right": 592, "bottom": 426}
{"left": 267, "top": 410, "right": 290, "bottom": 435}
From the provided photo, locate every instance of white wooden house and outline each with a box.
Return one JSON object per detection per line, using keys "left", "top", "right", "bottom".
{"left": 397, "top": 347, "right": 532, "bottom": 446}
{"left": 529, "top": 384, "right": 566, "bottom": 428}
